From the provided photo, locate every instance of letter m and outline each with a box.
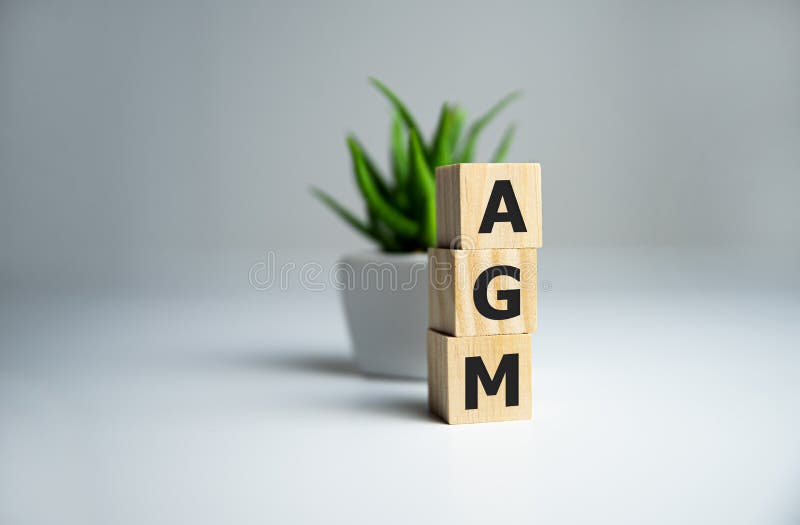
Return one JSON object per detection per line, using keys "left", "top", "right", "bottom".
{"left": 464, "top": 354, "right": 519, "bottom": 410}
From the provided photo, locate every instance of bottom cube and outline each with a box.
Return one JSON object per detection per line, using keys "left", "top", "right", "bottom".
{"left": 427, "top": 329, "right": 532, "bottom": 424}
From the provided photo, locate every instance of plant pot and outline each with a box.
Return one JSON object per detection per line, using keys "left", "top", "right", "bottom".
{"left": 338, "top": 251, "right": 428, "bottom": 379}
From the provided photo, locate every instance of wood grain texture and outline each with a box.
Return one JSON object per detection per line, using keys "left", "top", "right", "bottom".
{"left": 428, "top": 248, "right": 537, "bottom": 336}
{"left": 427, "top": 329, "right": 532, "bottom": 424}
{"left": 435, "top": 163, "right": 542, "bottom": 249}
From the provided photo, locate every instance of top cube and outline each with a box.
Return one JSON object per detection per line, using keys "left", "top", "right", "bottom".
{"left": 436, "top": 163, "right": 542, "bottom": 249}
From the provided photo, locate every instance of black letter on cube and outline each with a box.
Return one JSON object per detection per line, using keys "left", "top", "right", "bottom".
{"left": 464, "top": 353, "right": 520, "bottom": 410}
{"left": 473, "top": 265, "right": 521, "bottom": 320}
{"left": 479, "top": 180, "right": 527, "bottom": 234}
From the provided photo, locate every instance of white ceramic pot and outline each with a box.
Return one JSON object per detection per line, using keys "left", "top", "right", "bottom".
{"left": 338, "top": 251, "right": 428, "bottom": 379}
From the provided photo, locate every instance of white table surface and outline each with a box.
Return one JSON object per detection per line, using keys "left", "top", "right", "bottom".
{"left": 1, "top": 248, "right": 798, "bottom": 524}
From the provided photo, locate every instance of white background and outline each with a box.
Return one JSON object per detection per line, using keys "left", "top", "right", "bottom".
{"left": 1, "top": 2, "right": 799, "bottom": 523}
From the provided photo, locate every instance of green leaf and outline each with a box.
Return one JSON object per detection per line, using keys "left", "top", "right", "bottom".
{"left": 409, "top": 130, "right": 436, "bottom": 247}
{"left": 405, "top": 131, "right": 422, "bottom": 222}
{"left": 429, "top": 103, "right": 448, "bottom": 156}
{"left": 370, "top": 217, "right": 402, "bottom": 252}
{"left": 458, "top": 90, "right": 522, "bottom": 162}
{"left": 348, "top": 135, "right": 391, "bottom": 200}
{"left": 369, "top": 77, "right": 425, "bottom": 150}
{"left": 310, "top": 187, "right": 379, "bottom": 242}
{"left": 348, "top": 137, "right": 419, "bottom": 238}
{"left": 430, "top": 103, "right": 455, "bottom": 168}
{"left": 390, "top": 112, "right": 409, "bottom": 187}
{"left": 310, "top": 188, "right": 402, "bottom": 251}
{"left": 448, "top": 106, "right": 466, "bottom": 159}
{"left": 491, "top": 123, "right": 517, "bottom": 162}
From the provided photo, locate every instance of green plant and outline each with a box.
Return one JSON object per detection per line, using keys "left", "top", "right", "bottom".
{"left": 311, "top": 77, "right": 521, "bottom": 252}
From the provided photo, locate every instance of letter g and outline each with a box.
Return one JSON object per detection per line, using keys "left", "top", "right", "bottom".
{"left": 472, "top": 265, "right": 521, "bottom": 320}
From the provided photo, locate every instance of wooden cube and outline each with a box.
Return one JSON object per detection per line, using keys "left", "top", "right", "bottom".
{"left": 427, "top": 330, "right": 532, "bottom": 424}
{"left": 428, "top": 248, "right": 537, "bottom": 337}
{"left": 436, "top": 163, "right": 542, "bottom": 250}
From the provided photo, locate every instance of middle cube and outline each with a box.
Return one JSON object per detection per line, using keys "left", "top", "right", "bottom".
{"left": 428, "top": 247, "right": 537, "bottom": 337}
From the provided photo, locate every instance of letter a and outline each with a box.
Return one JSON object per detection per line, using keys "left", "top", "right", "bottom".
{"left": 478, "top": 180, "right": 527, "bottom": 234}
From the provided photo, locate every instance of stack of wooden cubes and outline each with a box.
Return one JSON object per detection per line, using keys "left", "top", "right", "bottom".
{"left": 427, "top": 163, "right": 542, "bottom": 424}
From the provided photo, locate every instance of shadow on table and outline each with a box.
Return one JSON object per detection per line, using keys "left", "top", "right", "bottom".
{"left": 234, "top": 351, "right": 360, "bottom": 378}
{"left": 202, "top": 347, "right": 435, "bottom": 423}
{"left": 351, "top": 396, "right": 438, "bottom": 423}
{"left": 218, "top": 347, "right": 425, "bottom": 382}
